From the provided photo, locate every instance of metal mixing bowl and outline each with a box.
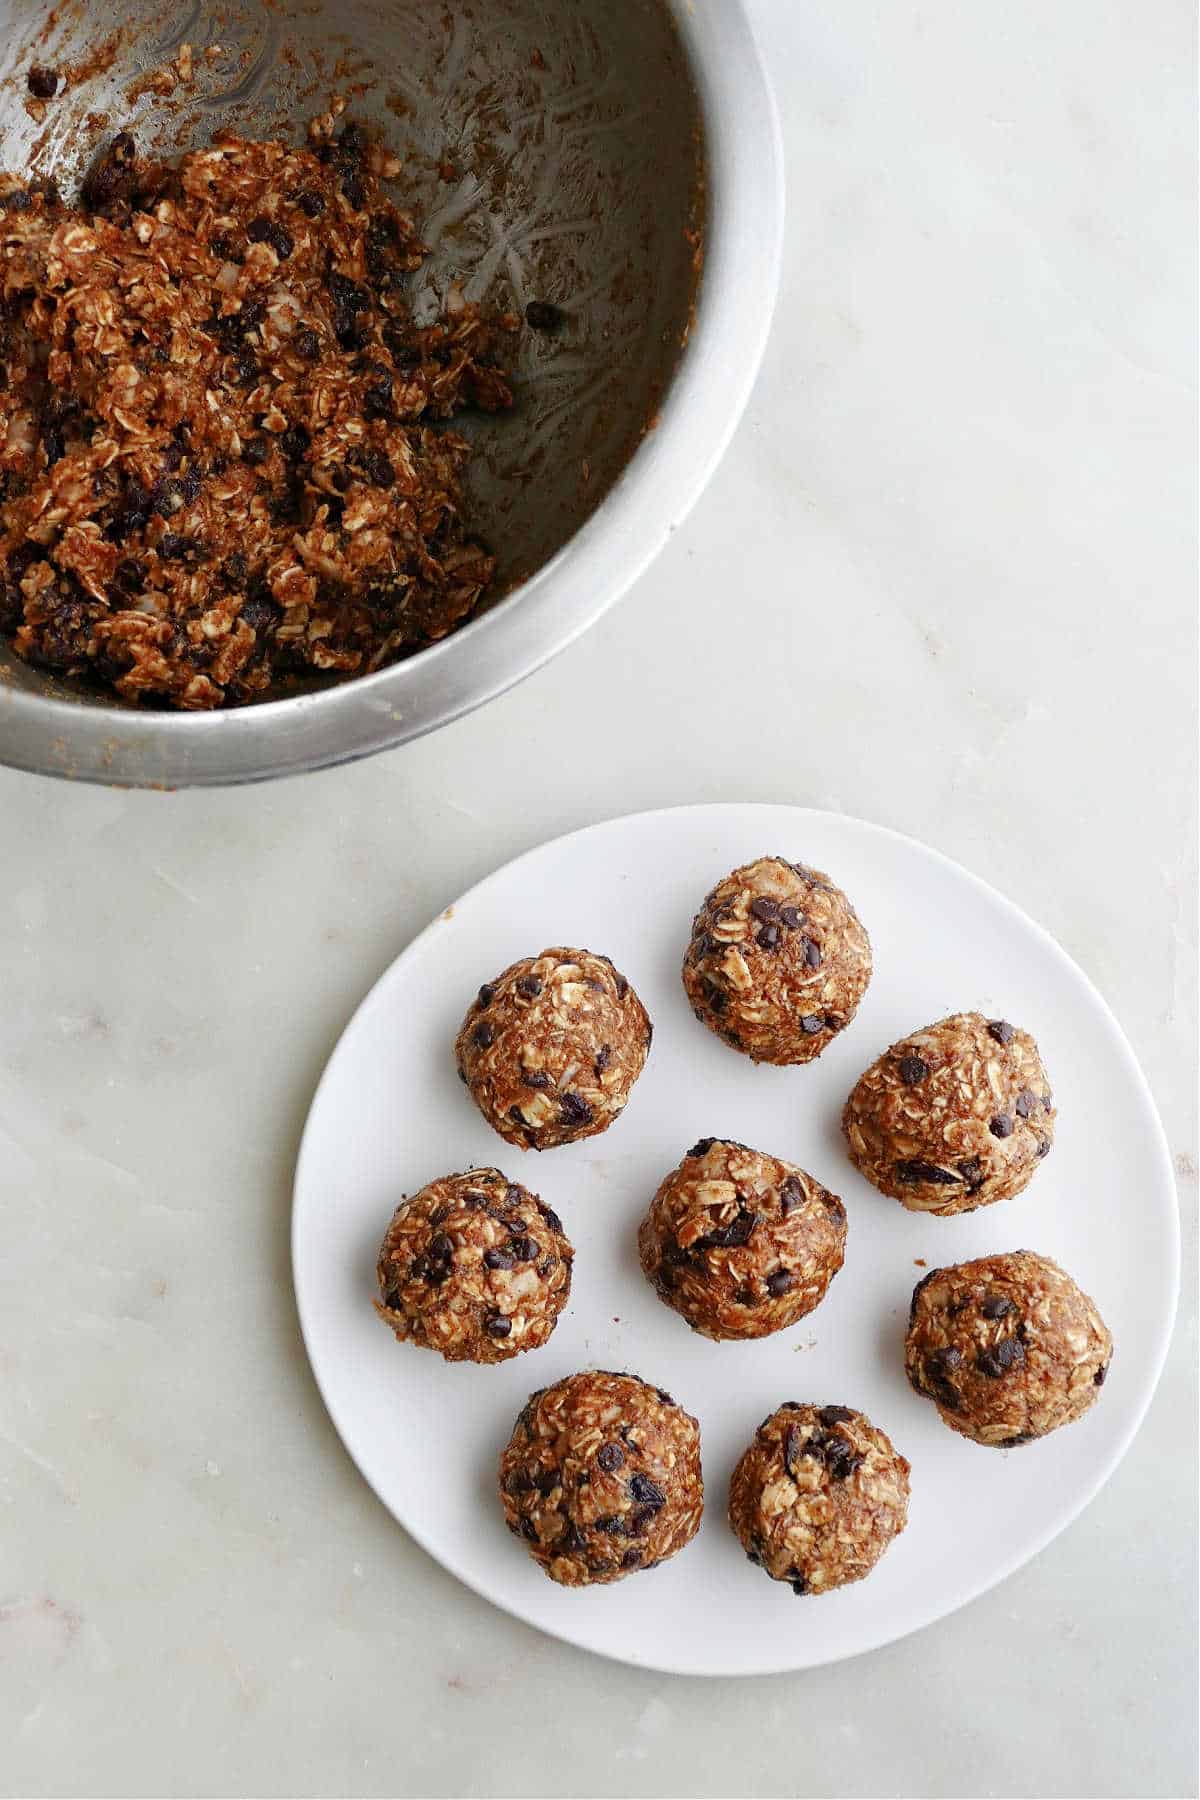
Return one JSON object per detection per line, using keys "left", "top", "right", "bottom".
{"left": 0, "top": 0, "right": 782, "bottom": 785}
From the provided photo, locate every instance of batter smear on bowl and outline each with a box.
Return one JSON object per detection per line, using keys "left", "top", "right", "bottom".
{"left": 0, "top": 112, "right": 517, "bottom": 708}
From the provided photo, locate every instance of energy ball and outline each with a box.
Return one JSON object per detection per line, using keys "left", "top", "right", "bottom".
{"left": 499, "top": 1370, "right": 703, "bottom": 1586}
{"left": 456, "top": 947, "right": 652, "bottom": 1150}
{"left": 682, "top": 856, "right": 872, "bottom": 1064}
{"left": 375, "top": 1168, "right": 572, "bottom": 1363}
{"left": 729, "top": 1403, "right": 910, "bottom": 1595}
{"left": 843, "top": 1012, "right": 1055, "bottom": 1215}
{"left": 638, "top": 1137, "right": 847, "bottom": 1340}
{"left": 905, "top": 1251, "right": 1112, "bottom": 1447}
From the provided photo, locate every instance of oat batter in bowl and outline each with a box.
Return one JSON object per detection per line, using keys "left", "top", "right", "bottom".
{"left": 0, "top": 113, "right": 517, "bottom": 708}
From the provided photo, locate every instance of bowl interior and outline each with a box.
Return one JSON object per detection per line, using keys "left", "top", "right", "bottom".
{"left": 0, "top": 0, "right": 703, "bottom": 710}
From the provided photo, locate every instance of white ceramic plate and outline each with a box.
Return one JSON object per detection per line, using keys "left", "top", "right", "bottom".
{"left": 292, "top": 805, "right": 1179, "bottom": 1676}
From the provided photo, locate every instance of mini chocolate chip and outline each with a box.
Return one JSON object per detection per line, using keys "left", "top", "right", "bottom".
{"left": 899, "top": 1054, "right": 929, "bottom": 1085}
{"left": 779, "top": 905, "right": 804, "bottom": 928}
{"left": 621, "top": 1547, "right": 643, "bottom": 1569}
{"left": 896, "top": 1159, "right": 960, "bottom": 1185}
{"left": 526, "top": 299, "right": 565, "bottom": 332}
{"left": 511, "top": 1237, "right": 539, "bottom": 1262}
{"left": 957, "top": 1157, "right": 985, "bottom": 1189}
{"left": 519, "top": 1517, "right": 538, "bottom": 1541}
{"left": 749, "top": 896, "right": 780, "bottom": 922}
{"left": 928, "top": 1346, "right": 963, "bottom": 1372}
{"left": 800, "top": 1014, "right": 824, "bottom": 1035}
{"left": 790, "top": 1571, "right": 808, "bottom": 1596}
{"left": 688, "top": 1138, "right": 716, "bottom": 1158}
{"left": 756, "top": 923, "right": 782, "bottom": 951}
{"left": 558, "top": 1092, "right": 592, "bottom": 1126}
{"left": 628, "top": 1473, "right": 665, "bottom": 1508}
{"left": 801, "top": 938, "right": 822, "bottom": 968}
{"left": 745, "top": 1549, "right": 761, "bottom": 1564}
{"left": 532, "top": 1466, "right": 559, "bottom": 1495}
{"left": 783, "top": 1423, "right": 803, "bottom": 1477}
{"left": 818, "top": 1406, "right": 855, "bottom": 1426}
{"left": 516, "top": 974, "right": 543, "bottom": 997}
{"left": 765, "top": 1268, "right": 793, "bottom": 1297}
{"left": 477, "top": 983, "right": 496, "bottom": 1007}
{"left": 990, "top": 1114, "right": 1014, "bottom": 1139}
{"left": 1015, "top": 1089, "right": 1036, "bottom": 1119}
{"left": 27, "top": 65, "right": 58, "bottom": 98}
{"left": 1002, "top": 1432, "right": 1035, "bottom": 1446}
{"left": 594, "top": 1044, "right": 611, "bottom": 1076}
{"left": 537, "top": 1201, "right": 564, "bottom": 1233}
{"left": 976, "top": 1337, "right": 1025, "bottom": 1378}
{"left": 428, "top": 1232, "right": 451, "bottom": 1261}
{"left": 297, "top": 188, "right": 325, "bottom": 218}
{"left": 485, "top": 1314, "right": 512, "bottom": 1339}
{"left": 980, "top": 1295, "right": 1016, "bottom": 1319}
{"left": 596, "top": 1443, "right": 624, "bottom": 1473}
{"left": 505, "top": 1469, "right": 534, "bottom": 1495}
{"left": 702, "top": 980, "right": 727, "bottom": 1014}
{"left": 522, "top": 1070, "right": 552, "bottom": 1090}
{"left": 472, "top": 1020, "right": 495, "bottom": 1049}
{"left": 1036, "top": 1138, "right": 1051, "bottom": 1157}
{"left": 483, "top": 1248, "right": 513, "bottom": 1270}
{"left": 655, "top": 1389, "right": 674, "bottom": 1406}
{"left": 779, "top": 1175, "right": 804, "bottom": 1215}
{"left": 988, "top": 1019, "right": 1015, "bottom": 1045}
{"left": 1094, "top": 1362, "right": 1109, "bottom": 1387}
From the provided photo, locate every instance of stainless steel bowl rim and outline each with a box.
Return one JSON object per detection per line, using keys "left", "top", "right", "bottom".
{"left": 0, "top": 0, "right": 784, "bottom": 787}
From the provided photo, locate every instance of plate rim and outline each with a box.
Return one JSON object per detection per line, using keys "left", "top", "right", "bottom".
{"left": 291, "top": 802, "right": 1181, "bottom": 1677}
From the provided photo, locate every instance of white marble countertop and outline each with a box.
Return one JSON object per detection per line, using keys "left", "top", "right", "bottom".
{"left": 1, "top": 2, "right": 1195, "bottom": 1795}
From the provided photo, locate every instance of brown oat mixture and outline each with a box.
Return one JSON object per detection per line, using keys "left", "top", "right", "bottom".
{"left": 729, "top": 1402, "right": 910, "bottom": 1596}
{"left": 843, "top": 1012, "right": 1055, "bottom": 1214}
{"left": 374, "top": 1168, "right": 573, "bottom": 1365}
{"left": 0, "top": 108, "right": 516, "bottom": 708}
{"left": 455, "top": 947, "right": 652, "bottom": 1152}
{"left": 499, "top": 1369, "right": 703, "bottom": 1587}
{"left": 638, "top": 1137, "right": 847, "bottom": 1341}
{"left": 905, "top": 1251, "right": 1112, "bottom": 1447}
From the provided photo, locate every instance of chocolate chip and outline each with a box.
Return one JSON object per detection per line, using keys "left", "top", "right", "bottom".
{"left": 537, "top": 1201, "right": 564, "bottom": 1233}
{"left": 980, "top": 1295, "right": 1015, "bottom": 1319}
{"left": 688, "top": 1138, "right": 716, "bottom": 1158}
{"left": 279, "top": 423, "right": 310, "bottom": 462}
{"left": 1015, "top": 1089, "right": 1036, "bottom": 1119}
{"left": 514, "top": 973, "right": 543, "bottom": 999}
{"left": 957, "top": 1157, "right": 984, "bottom": 1189}
{"left": 294, "top": 326, "right": 320, "bottom": 360}
{"left": 27, "top": 65, "right": 58, "bottom": 98}
{"left": 765, "top": 1268, "right": 793, "bottom": 1297}
{"left": 614, "top": 971, "right": 630, "bottom": 998}
{"left": 818, "top": 1406, "right": 855, "bottom": 1427}
{"left": 428, "top": 1232, "right": 452, "bottom": 1262}
{"left": 895, "top": 1159, "right": 960, "bottom": 1185}
{"left": 899, "top": 1055, "right": 929, "bottom": 1085}
{"left": 783, "top": 1423, "right": 803, "bottom": 1477}
{"left": 532, "top": 1465, "right": 559, "bottom": 1495}
{"left": 1036, "top": 1138, "right": 1051, "bottom": 1157}
{"left": 519, "top": 1517, "right": 537, "bottom": 1542}
{"left": 483, "top": 1248, "right": 513, "bottom": 1270}
{"left": 1002, "top": 1432, "right": 1035, "bottom": 1447}
{"left": 597, "top": 1515, "right": 624, "bottom": 1535}
{"left": 990, "top": 1114, "right": 1014, "bottom": 1139}
{"left": 789, "top": 1570, "right": 808, "bottom": 1596}
{"left": 756, "top": 923, "right": 782, "bottom": 951}
{"left": 620, "top": 1547, "right": 643, "bottom": 1569}
{"left": 976, "top": 1337, "right": 1025, "bottom": 1378}
{"left": 988, "top": 1020, "right": 1015, "bottom": 1045}
{"left": 477, "top": 983, "right": 496, "bottom": 1007}
{"left": 702, "top": 980, "right": 727, "bottom": 1015}
{"left": 628, "top": 1473, "right": 665, "bottom": 1508}
{"left": 745, "top": 1549, "right": 761, "bottom": 1565}
{"left": 655, "top": 1389, "right": 674, "bottom": 1407}
{"left": 472, "top": 1020, "right": 495, "bottom": 1049}
{"left": 597, "top": 1443, "right": 624, "bottom": 1473}
{"left": 522, "top": 1070, "right": 551, "bottom": 1090}
{"left": 247, "top": 216, "right": 293, "bottom": 259}
{"left": 1094, "top": 1362, "right": 1109, "bottom": 1387}
{"left": 593, "top": 1044, "right": 611, "bottom": 1076}
{"left": 749, "top": 896, "right": 780, "bottom": 923}
{"left": 779, "top": 1175, "right": 804, "bottom": 1215}
{"left": 558, "top": 1092, "right": 592, "bottom": 1126}
{"left": 779, "top": 905, "right": 804, "bottom": 928}
{"left": 484, "top": 1314, "right": 512, "bottom": 1339}
{"left": 800, "top": 1014, "right": 824, "bottom": 1035}
{"left": 297, "top": 189, "right": 325, "bottom": 218}
{"left": 511, "top": 1237, "right": 539, "bottom": 1262}
{"left": 928, "top": 1346, "right": 963, "bottom": 1372}
{"left": 525, "top": 300, "right": 565, "bottom": 332}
